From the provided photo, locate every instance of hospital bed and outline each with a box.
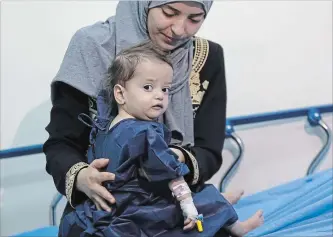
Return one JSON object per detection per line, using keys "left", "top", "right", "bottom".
{"left": 1, "top": 104, "right": 332, "bottom": 236}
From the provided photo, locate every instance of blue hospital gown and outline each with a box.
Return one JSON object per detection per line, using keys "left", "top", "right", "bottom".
{"left": 59, "top": 119, "right": 238, "bottom": 237}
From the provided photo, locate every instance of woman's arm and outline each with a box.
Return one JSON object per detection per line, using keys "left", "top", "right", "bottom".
{"left": 43, "top": 81, "right": 91, "bottom": 200}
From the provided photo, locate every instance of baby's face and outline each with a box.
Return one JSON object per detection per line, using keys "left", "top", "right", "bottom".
{"left": 122, "top": 58, "right": 173, "bottom": 121}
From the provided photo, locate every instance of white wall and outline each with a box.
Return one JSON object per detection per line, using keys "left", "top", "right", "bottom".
{"left": 0, "top": 1, "right": 332, "bottom": 236}
{"left": 199, "top": 1, "right": 332, "bottom": 116}
{"left": 1, "top": 1, "right": 119, "bottom": 149}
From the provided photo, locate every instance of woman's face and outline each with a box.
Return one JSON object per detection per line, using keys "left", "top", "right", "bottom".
{"left": 147, "top": 1, "right": 206, "bottom": 51}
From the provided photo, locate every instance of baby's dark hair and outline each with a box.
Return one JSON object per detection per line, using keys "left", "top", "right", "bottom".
{"left": 104, "top": 41, "right": 173, "bottom": 109}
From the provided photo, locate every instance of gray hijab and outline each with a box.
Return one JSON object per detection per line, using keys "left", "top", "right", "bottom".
{"left": 53, "top": 0, "right": 213, "bottom": 146}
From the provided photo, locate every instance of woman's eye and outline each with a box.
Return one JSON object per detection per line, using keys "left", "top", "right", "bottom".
{"left": 190, "top": 18, "right": 201, "bottom": 24}
{"left": 143, "top": 85, "right": 153, "bottom": 91}
{"left": 162, "top": 9, "right": 176, "bottom": 17}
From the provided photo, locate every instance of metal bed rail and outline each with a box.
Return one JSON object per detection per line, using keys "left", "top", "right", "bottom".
{"left": 219, "top": 107, "right": 333, "bottom": 192}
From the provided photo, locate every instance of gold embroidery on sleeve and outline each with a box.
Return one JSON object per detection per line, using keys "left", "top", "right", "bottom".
{"left": 190, "top": 37, "right": 209, "bottom": 106}
{"left": 65, "top": 162, "right": 89, "bottom": 207}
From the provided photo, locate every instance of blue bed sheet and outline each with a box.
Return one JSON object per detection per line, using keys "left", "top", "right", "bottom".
{"left": 234, "top": 168, "right": 333, "bottom": 236}
{"left": 14, "top": 168, "right": 333, "bottom": 237}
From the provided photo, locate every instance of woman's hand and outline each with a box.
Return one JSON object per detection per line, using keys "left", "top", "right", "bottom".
{"left": 170, "top": 148, "right": 185, "bottom": 163}
{"left": 76, "top": 158, "right": 115, "bottom": 212}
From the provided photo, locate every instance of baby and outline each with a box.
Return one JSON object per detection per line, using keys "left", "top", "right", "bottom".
{"left": 107, "top": 40, "right": 201, "bottom": 231}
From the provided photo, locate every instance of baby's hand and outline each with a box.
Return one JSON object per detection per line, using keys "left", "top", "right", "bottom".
{"left": 180, "top": 197, "right": 199, "bottom": 231}
{"left": 183, "top": 218, "right": 197, "bottom": 231}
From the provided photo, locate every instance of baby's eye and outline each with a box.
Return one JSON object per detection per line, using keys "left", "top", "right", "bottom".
{"left": 162, "top": 88, "right": 170, "bottom": 93}
{"left": 143, "top": 85, "right": 153, "bottom": 91}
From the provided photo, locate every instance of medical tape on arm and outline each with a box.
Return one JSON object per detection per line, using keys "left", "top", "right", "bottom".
{"left": 180, "top": 196, "right": 199, "bottom": 220}
{"left": 170, "top": 181, "right": 192, "bottom": 200}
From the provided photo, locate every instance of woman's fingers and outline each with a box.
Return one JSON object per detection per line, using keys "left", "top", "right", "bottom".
{"left": 95, "top": 172, "right": 116, "bottom": 203}
{"left": 90, "top": 158, "right": 109, "bottom": 170}
{"left": 93, "top": 199, "right": 102, "bottom": 211}
{"left": 98, "top": 172, "right": 115, "bottom": 183}
{"left": 77, "top": 158, "right": 116, "bottom": 209}
{"left": 92, "top": 194, "right": 111, "bottom": 212}
{"left": 94, "top": 184, "right": 116, "bottom": 204}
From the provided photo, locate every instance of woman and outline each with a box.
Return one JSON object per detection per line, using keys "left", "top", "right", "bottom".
{"left": 44, "top": 1, "right": 238, "bottom": 236}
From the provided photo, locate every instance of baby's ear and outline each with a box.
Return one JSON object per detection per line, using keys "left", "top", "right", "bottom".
{"left": 113, "top": 84, "right": 125, "bottom": 105}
